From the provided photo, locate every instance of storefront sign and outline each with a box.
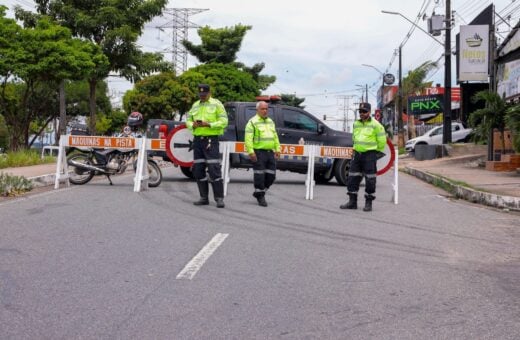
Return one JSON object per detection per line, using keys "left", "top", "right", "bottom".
{"left": 459, "top": 25, "right": 489, "bottom": 81}
{"left": 408, "top": 95, "right": 444, "bottom": 115}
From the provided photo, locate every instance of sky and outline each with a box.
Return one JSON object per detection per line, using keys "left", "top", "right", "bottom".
{"left": 5, "top": 0, "right": 520, "bottom": 131}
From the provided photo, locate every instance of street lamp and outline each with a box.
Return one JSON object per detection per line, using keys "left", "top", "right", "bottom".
{"left": 382, "top": 8, "right": 452, "bottom": 144}
{"left": 361, "top": 63, "right": 385, "bottom": 120}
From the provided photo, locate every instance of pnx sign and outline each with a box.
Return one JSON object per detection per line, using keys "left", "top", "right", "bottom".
{"left": 408, "top": 94, "right": 444, "bottom": 115}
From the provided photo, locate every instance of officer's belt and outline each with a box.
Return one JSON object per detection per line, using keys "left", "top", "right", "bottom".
{"left": 194, "top": 136, "right": 219, "bottom": 140}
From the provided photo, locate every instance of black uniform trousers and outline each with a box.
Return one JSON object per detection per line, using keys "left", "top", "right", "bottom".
{"left": 252, "top": 149, "right": 276, "bottom": 198}
{"left": 346, "top": 150, "right": 377, "bottom": 199}
{"left": 193, "top": 136, "right": 224, "bottom": 199}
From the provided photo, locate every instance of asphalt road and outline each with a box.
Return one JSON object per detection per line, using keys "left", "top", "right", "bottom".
{"left": 1, "top": 167, "right": 520, "bottom": 339}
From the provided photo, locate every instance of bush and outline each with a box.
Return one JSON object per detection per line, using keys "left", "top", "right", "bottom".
{"left": 0, "top": 172, "right": 33, "bottom": 196}
{"left": 505, "top": 104, "right": 520, "bottom": 153}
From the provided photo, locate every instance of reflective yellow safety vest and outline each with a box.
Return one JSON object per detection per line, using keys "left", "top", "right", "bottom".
{"left": 352, "top": 118, "right": 387, "bottom": 152}
{"left": 186, "top": 97, "right": 228, "bottom": 136}
{"left": 244, "top": 114, "right": 281, "bottom": 153}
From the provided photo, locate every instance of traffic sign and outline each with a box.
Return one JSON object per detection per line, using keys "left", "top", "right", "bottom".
{"left": 376, "top": 138, "right": 396, "bottom": 175}
{"left": 233, "top": 142, "right": 304, "bottom": 156}
{"left": 383, "top": 73, "right": 395, "bottom": 85}
{"left": 165, "top": 124, "right": 194, "bottom": 167}
{"left": 67, "top": 136, "right": 135, "bottom": 149}
{"left": 320, "top": 146, "right": 353, "bottom": 158}
{"left": 149, "top": 139, "right": 166, "bottom": 151}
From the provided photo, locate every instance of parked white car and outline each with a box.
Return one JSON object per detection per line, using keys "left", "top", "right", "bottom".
{"left": 405, "top": 122, "right": 473, "bottom": 152}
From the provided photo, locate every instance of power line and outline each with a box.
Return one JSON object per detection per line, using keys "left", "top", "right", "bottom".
{"left": 155, "top": 8, "right": 208, "bottom": 75}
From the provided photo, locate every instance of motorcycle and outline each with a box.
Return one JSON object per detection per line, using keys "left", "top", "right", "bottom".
{"left": 67, "top": 147, "right": 162, "bottom": 187}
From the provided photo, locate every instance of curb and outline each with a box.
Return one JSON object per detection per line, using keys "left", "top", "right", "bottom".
{"left": 403, "top": 166, "right": 520, "bottom": 212}
{"left": 28, "top": 174, "right": 57, "bottom": 188}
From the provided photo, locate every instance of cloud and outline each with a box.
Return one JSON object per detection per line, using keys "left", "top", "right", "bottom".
{"left": 6, "top": 0, "right": 510, "bottom": 121}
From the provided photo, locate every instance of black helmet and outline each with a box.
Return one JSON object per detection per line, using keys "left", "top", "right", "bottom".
{"left": 127, "top": 111, "right": 143, "bottom": 127}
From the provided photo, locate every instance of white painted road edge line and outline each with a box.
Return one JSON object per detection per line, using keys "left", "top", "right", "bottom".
{"left": 176, "top": 233, "right": 229, "bottom": 280}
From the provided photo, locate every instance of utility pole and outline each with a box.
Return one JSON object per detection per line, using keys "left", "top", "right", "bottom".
{"left": 355, "top": 84, "right": 367, "bottom": 102}
{"left": 156, "top": 8, "right": 208, "bottom": 75}
{"left": 382, "top": 9, "right": 445, "bottom": 148}
{"left": 397, "top": 45, "right": 405, "bottom": 149}
{"left": 442, "top": 0, "right": 452, "bottom": 144}
{"left": 488, "top": 4, "right": 496, "bottom": 161}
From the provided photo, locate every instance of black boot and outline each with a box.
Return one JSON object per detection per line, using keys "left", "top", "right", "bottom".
{"left": 257, "top": 196, "right": 267, "bottom": 207}
{"left": 193, "top": 181, "right": 209, "bottom": 206}
{"left": 340, "top": 193, "right": 357, "bottom": 209}
{"left": 253, "top": 191, "right": 267, "bottom": 207}
{"left": 212, "top": 180, "right": 225, "bottom": 208}
{"left": 215, "top": 198, "right": 225, "bottom": 208}
{"left": 363, "top": 194, "right": 375, "bottom": 212}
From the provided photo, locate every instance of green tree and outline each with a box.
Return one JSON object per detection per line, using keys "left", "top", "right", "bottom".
{"left": 0, "top": 8, "right": 104, "bottom": 150}
{"left": 179, "top": 63, "right": 260, "bottom": 104}
{"left": 0, "top": 114, "right": 8, "bottom": 151}
{"left": 402, "top": 61, "right": 437, "bottom": 139}
{"left": 65, "top": 80, "right": 112, "bottom": 118}
{"left": 505, "top": 104, "right": 520, "bottom": 153}
{"left": 123, "top": 72, "right": 180, "bottom": 120}
{"left": 183, "top": 25, "right": 275, "bottom": 90}
{"left": 16, "top": 0, "right": 171, "bottom": 135}
{"left": 124, "top": 63, "right": 261, "bottom": 121}
{"left": 280, "top": 94, "right": 306, "bottom": 108}
{"left": 234, "top": 62, "right": 276, "bottom": 91}
{"left": 183, "top": 25, "right": 251, "bottom": 64}
{"left": 105, "top": 109, "right": 128, "bottom": 134}
{"left": 469, "top": 90, "right": 509, "bottom": 152}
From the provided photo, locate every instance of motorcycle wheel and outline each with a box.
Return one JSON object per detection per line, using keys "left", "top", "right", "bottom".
{"left": 146, "top": 160, "right": 162, "bottom": 187}
{"left": 68, "top": 154, "right": 95, "bottom": 185}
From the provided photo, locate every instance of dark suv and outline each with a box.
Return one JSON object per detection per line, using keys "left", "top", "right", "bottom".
{"left": 147, "top": 99, "right": 353, "bottom": 185}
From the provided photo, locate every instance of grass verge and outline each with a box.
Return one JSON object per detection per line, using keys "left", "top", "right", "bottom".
{"left": 0, "top": 149, "right": 55, "bottom": 196}
{"left": 0, "top": 149, "right": 55, "bottom": 169}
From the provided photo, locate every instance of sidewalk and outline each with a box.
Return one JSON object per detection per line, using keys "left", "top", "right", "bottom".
{"left": 1, "top": 148, "right": 520, "bottom": 211}
{"left": 399, "top": 144, "right": 520, "bottom": 211}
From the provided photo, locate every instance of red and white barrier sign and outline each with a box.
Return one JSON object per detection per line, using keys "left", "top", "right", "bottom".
{"left": 165, "top": 124, "right": 194, "bottom": 167}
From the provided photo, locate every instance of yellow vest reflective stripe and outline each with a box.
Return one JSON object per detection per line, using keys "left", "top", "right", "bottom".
{"left": 186, "top": 97, "right": 228, "bottom": 136}
{"left": 245, "top": 115, "right": 281, "bottom": 153}
{"left": 352, "top": 118, "right": 387, "bottom": 152}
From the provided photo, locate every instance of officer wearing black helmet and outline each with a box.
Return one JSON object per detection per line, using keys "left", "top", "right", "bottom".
{"left": 340, "top": 102, "right": 386, "bottom": 212}
{"left": 186, "top": 84, "right": 228, "bottom": 208}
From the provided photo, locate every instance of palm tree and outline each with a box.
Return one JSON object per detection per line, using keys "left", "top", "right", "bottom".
{"left": 505, "top": 103, "right": 520, "bottom": 153}
{"left": 402, "top": 61, "right": 438, "bottom": 139}
{"left": 469, "top": 90, "right": 509, "bottom": 153}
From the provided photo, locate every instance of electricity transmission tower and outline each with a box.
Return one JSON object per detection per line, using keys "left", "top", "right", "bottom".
{"left": 156, "top": 8, "right": 208, "bottom": 75}
{"left": 336, "top": 95, "right": 357, "bottom": 132}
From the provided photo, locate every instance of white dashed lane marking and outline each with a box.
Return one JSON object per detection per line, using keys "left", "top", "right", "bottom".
{"left": 176, "top": 233, "right": 229, "bottom": 280}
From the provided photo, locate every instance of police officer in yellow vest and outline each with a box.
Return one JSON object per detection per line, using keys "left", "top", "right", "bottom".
{"left": 340, "top": 102, "right": 386, "bottom": 212}
{"left": 245, "top": 101, "right": 281, "bottom": 207}
{"left": 186, "top": 84, "right": 228, "bottom": 208}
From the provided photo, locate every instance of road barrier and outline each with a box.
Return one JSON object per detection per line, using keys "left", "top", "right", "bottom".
{"left": 221, "top": 140, "right": 397, "bottom": 201}
{"left": 54, "top": 134, "right": 398, "bottom": 203}
{"left": 54, "top": 135, "right": 165, "bottom": 192}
